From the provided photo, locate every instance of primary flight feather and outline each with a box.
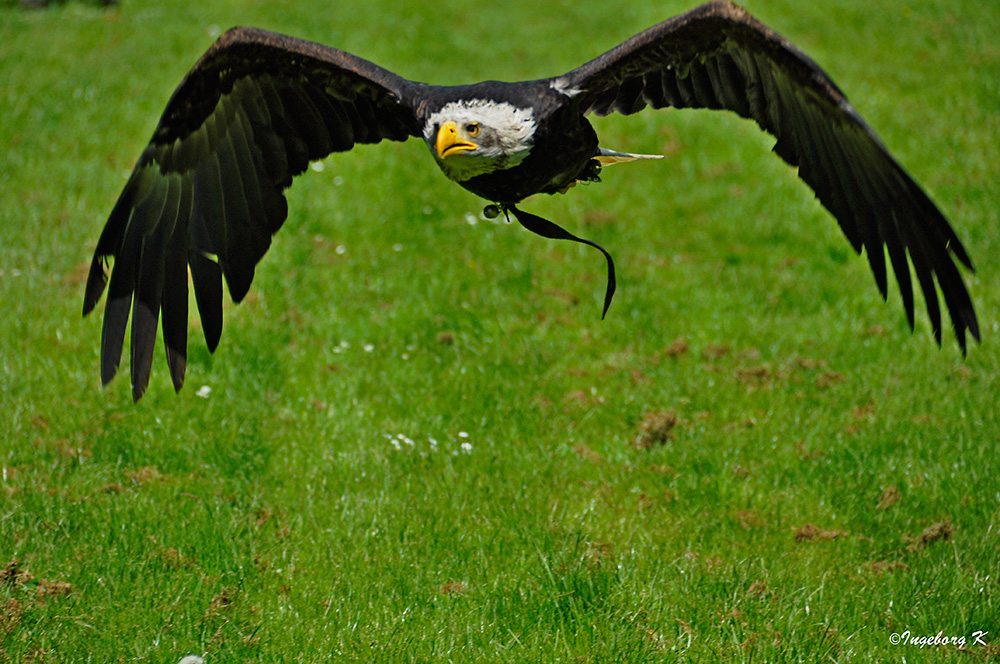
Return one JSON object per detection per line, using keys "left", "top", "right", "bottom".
{"left": 83, "top": 1, "right": 979, "bottom": 402}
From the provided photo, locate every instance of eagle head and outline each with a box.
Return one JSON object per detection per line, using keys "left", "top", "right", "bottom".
{"left": 424, "top": 100, "right": 537, "bottom": 183}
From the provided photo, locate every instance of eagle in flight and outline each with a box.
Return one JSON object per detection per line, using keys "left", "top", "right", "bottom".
{"left": 83, "top": 1, "right": 979, "bottom": 402}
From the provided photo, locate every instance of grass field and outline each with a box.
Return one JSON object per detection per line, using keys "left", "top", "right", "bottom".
{"left": 2, "top": 0, "right": 999, "bottom": 661}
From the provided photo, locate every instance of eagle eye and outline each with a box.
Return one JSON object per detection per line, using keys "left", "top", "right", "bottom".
{"left": 466, "top": 122, "right": 481, "bottom": 138}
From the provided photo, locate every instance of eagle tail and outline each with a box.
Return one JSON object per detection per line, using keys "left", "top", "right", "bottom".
{"left": 595, "top": 147, "right": 664, "bottom": 166}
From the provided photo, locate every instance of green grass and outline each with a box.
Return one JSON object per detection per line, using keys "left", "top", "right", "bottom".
{"left": 2, "top": 0, "right": 999, "bottom": 661}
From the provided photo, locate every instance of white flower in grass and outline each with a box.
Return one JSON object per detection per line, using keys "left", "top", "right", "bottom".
{"left": 196, "top": 385, "right": 211, "bottom": 399}
{"left": 461, "top": 442, "right": 472, "bottom": 454}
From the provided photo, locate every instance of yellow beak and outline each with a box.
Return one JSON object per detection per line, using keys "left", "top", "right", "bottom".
{"left": 436, "top": 121, "right": 477, "bottom": 159}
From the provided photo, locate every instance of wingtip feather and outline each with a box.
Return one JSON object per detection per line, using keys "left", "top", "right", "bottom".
{"left": 100, "top": 296, "right": 133, "bottom": 387}
{"left": 83, "top": 257, "right": 109, "bottom": 317}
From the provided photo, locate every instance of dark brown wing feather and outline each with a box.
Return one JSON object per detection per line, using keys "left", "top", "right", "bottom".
{"left": 82, "top": 27, "right": 422, "bottom": 401}
{"left": 553, "top": 0, "right": 978, "bottom": 351}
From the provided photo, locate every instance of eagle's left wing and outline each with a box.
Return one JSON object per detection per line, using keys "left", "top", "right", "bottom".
{"left": 551, "top": 1, "right": 978, "bottom": 351}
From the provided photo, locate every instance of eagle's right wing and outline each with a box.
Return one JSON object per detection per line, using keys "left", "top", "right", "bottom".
{"left": 83, "top": 27, "right": 422, "bottom": 400}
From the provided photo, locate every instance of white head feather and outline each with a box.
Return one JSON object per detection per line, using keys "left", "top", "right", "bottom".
{"left": 425, "top": 100, "right": 537, "bottom": 181}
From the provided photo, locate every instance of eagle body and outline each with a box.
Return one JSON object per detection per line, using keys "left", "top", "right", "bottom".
{"left": 83, "top": 1, "right": 979, "bottom": 402}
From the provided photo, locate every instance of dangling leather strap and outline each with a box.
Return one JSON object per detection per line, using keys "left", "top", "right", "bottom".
{"left": 504, "top": 204, "right": 616, "bottom": 319}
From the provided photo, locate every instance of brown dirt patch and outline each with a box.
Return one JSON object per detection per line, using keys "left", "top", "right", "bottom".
{"left": 204, "top": 587, "right": 237, "bottom": 620}
{"left": 737, "top": 365, "right": 771, "bottom": 384}
{"left": 125, "top": 466, "right": 164, "bottom": 486}
{"left": 702, "top": 344, "right": 730, "bottom": 359}
{"left": 635, "top": 410, "right": 677, "bottom": 448}
{"left": 661, "top": 337, "right": 689, "bottom": 358}
{"left": 438, "top": 581, "right": 469, "bottom": 596}
{"left": 0, "top": 561, "right": 33, "bottom": 588}
{"left": 816, "top": 371, "right": 846, "bottom": 389}
{"left": 1, "top": 598, "right": 24, "bottom": 635}
{"left": 585, "top": 541, "right": 615, "bottom": 568}
{"left": 876, "top": 486, "right": 901, "bottom": 510}
{"left": 906, "top": 519, "right": 954, "bottom": 552}
{"left": 736, "top": 509, "right": 763, "bottom": 530}
{"left": 869, "top": 560, "right": 910, "bottom": 574}
{"left": 794, "top": 523, "right": 849, "bottom": 542}
{"left": 573, "top": 444, "right": 603, "bottom": 464}
{"left": 36, "top": 579, "right": 72, "bottom": 599}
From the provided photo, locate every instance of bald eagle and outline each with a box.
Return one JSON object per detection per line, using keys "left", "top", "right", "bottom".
{"left": 83, "top": 1, "right": 978, "bottom": 402}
